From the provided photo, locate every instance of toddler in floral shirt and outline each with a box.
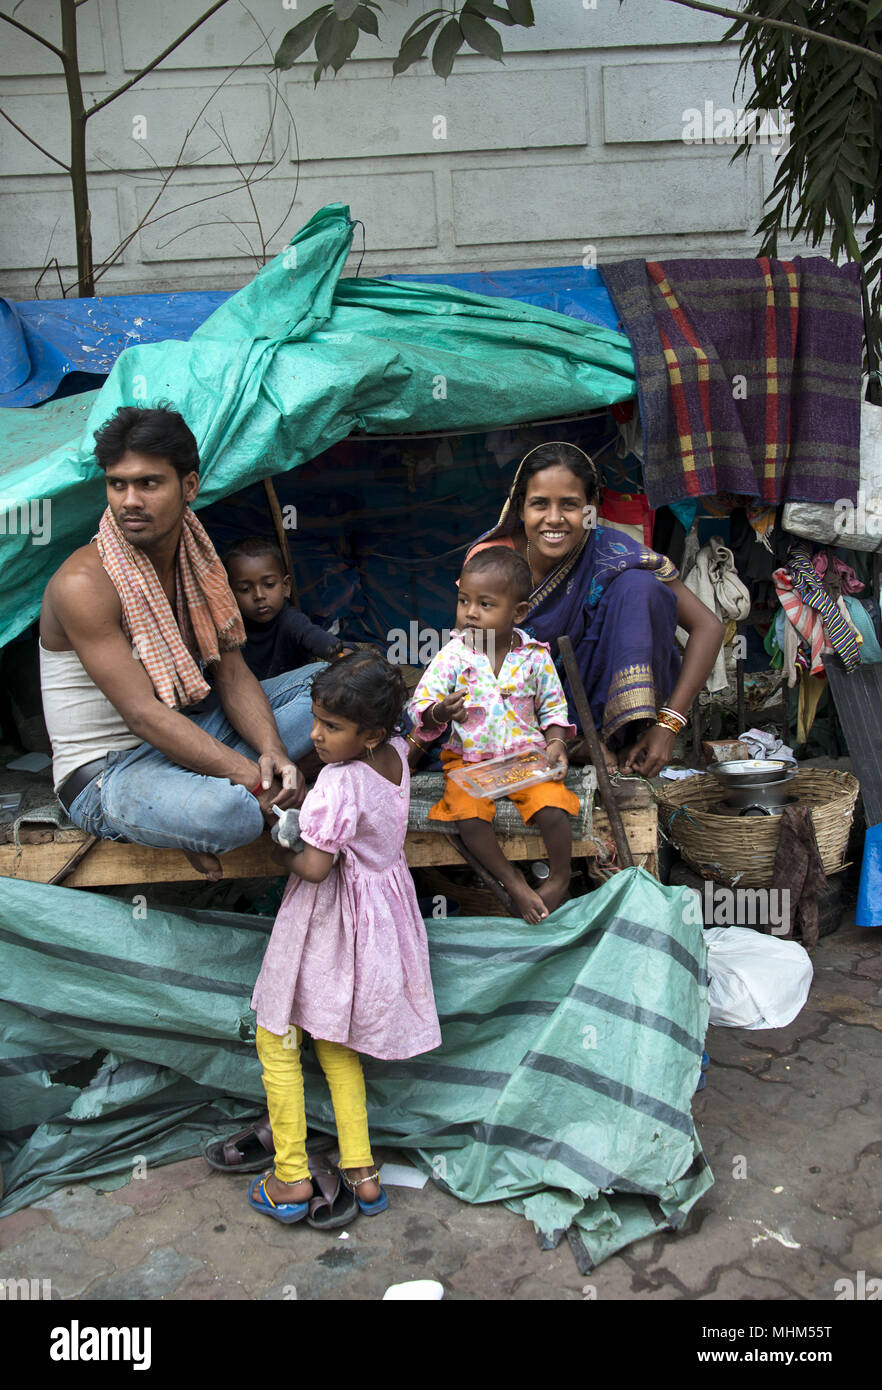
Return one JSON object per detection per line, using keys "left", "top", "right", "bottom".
{"left": 408, "top": 546, "right": 579, "bottom": 922}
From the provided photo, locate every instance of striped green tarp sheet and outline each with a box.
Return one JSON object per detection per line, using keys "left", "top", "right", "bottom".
{"left": 0, "top": 869, "right": 711, "bottom": 1264}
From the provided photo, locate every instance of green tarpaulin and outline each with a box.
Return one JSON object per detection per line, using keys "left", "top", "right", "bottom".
{"left": 0, "top": 202, "right": 635, "bottom": 650}
{"left": 0, "top": 868, "right": 711, "bottom": 1266}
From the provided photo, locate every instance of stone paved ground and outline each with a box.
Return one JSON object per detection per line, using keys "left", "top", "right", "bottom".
{"left": 1, "top": 914, "right": 880, "bottom": 1302}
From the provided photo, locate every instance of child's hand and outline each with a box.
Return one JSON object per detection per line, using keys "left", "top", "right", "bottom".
{"left": 545, "top": 739, "right": 569, "bottom": 780}
{"left": 430, "top": 692, "right": 467, "bottom": 725}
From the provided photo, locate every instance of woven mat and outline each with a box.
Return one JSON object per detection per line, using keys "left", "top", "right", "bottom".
{"left": 408, "top": 767, "right": 596, "bottom": 837}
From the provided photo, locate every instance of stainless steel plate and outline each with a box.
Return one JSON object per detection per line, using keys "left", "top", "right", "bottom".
{"left": 710, "top": 759, "right": 797, "bottom": 787}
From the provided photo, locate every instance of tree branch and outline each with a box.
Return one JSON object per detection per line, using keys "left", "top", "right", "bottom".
{"left": 84, "top": 0, "right": 234, "bottom": 119}
{"left": 663, "top": 0, "right": 882, "bottom": 68}
{"left": 0, "top": 12, "right": 66, "bottom": 61}
{"left": 0, "top": 107, "right": 70, "bottom": 170}
{"left": 87, "top": 35, "right": 266, "bottom": 289}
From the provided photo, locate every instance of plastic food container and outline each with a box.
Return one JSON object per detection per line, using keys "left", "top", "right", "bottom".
{"left": 448, "top": 748, "right": 560, "bottom": 800}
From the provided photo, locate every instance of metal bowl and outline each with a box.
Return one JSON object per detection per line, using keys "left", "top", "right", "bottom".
{"left": 710, "top": 759, "right": 796, "bottom": 788}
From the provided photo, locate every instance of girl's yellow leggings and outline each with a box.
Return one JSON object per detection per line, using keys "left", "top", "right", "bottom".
{"left": 255, "top": 1025, "right": 374, "bottom": 1183}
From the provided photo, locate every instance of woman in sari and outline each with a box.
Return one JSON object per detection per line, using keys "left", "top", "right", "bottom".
{"left": 468, "top": 442, "right": 723, "bottom": 777}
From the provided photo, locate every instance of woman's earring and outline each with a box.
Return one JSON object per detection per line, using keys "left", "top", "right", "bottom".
{"left": 367, "top": 744, "right": 376, "bottom": 762}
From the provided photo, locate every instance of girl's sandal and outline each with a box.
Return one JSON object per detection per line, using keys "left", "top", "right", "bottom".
{"left": 247, "top": 1171, "right": 309, "bottom": 1224}
{"left": 306, "top": 1152, "right": 358, "bottom": 1230}
{"left": 340, "top": 1167, "right": 389, "bottom": 1216}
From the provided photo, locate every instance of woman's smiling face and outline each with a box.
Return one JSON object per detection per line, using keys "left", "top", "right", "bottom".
{"left": 519, "top": 465, "right": 591, "bottom": 565}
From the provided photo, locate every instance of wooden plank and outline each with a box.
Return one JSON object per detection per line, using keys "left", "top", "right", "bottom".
{"left": 0, "top": 805, "right": 658, "bottom": 887}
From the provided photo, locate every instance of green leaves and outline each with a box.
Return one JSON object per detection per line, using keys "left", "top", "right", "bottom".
{"left": 273, "top": 6, "right": 331, "bottom": 69}
{"left": 432, "top": 17, "right": 465, "bottom": 78}
{"left": 277, "top": 0, "right": 535, "bottom": 83}
{"left": 503, "top": 0, "right": 534, "bottom": 24}
{"left": 460, "top": 10, "right": 504, "bottom": 60}
{"left": 392, "top": 9, "right": 446, "bottom": 75}
{"left": 274, "top": 2, "right": 366, "bottom": 82}
{"left": 353, "top": 3, "right": 379, "bottom": 37}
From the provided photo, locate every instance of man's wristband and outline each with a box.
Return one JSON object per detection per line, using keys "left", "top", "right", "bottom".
{"left": 250, "top": 778, "right": 265, "bottom": 797}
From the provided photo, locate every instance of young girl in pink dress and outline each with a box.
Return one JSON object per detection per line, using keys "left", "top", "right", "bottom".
{"left": 248, "top": 651, "right": 441, "bottom": 1226}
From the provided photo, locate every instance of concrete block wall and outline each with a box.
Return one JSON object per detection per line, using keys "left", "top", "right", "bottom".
{"left": 0, "top": 0, "right": 818, "bottom": 298}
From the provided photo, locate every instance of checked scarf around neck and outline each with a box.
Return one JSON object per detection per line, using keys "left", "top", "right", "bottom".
{"left": 96, "top": 506, "right": 245, "bottom": 709}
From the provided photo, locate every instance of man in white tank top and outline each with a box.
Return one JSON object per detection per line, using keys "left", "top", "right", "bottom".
{"left": 40, "top": 405, "right": 320, "bottom": 879}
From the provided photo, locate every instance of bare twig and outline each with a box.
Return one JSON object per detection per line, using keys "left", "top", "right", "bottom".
{"left": 208, "top": 113, "right": 265, "bottom": 266}
{"left": 663, "top": 0, "right": 882, "bottom": 68}
{"left": 85, "top": 39, "right": 264, "bottom": 289}
{"left": 0, "top": 107, "right": 70, "bottom": 170}
{"left": 34, "top": 256, "right": 65, "bottom": 300}
{"left": 85, "top": 0, "right": 235, "bottom": 119}
{"left": 0, "top": 11, "right": 65, "bottom": 60}
{"left": 232, "top": 0, "right": 301, "bottom": 248}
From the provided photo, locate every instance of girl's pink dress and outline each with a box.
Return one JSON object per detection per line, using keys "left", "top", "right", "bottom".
{"left": 250, "top": 737, "right": 441, "bottom": 1060}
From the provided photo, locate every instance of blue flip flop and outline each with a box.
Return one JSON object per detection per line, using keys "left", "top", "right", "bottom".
{"left": 340, "top": 1168, "right": 389, "bottom": 1216}
{"left": 248, "top": 1172, "right": 309, "bottom": 1224}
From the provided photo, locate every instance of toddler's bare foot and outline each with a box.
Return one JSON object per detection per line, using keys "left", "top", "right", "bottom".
{"left": 536, "top": 869, "right": 570, "bottom": 914}
{"left": 264, "top": 1172, "right": 312, "bottom": 1205}
{"left": 507, "top": 873, "right": 549, "bottom": 924}
{"left": 342, "top": 1166, "right": 381, "bottom": 1203}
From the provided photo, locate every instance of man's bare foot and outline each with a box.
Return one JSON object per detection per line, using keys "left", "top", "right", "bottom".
{"left": 507, "top": 872, "right": 550, "bottom": 924}
{"left": 183, "top": 848, "right": 223, "bottom": 880}
{"left": 263, "top": 1171, "right": 312, "bottom": 1205}
{"left": 536, "top": 869, "right": 570, "bottom": 914}
{"left": 342, "top": 1166, "right": 381, "bottom": 1203}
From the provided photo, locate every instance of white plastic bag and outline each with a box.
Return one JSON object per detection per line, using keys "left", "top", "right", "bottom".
{"left": 782, "top": 392, "right": 882, "bottom": 551}
{"left": 705, "top": 926, "right": 813, "bottom": 1029}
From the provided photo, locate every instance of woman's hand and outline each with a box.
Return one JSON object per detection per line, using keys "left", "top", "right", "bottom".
{"left": 621, "top": 724, "right": 676, "bottom": 778}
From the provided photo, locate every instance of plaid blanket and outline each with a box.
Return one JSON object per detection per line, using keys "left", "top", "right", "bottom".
{"left": 600, "top": 257, "right": 863, "bottom": 509}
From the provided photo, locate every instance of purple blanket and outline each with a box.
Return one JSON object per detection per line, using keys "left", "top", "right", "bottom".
{"left": 600, "top": 256, "right": 863, "bottom": 509}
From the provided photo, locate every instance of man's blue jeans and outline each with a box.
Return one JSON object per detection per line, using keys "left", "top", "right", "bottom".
{"left": 66, "top": 665, "right": 324, "bottom": 856}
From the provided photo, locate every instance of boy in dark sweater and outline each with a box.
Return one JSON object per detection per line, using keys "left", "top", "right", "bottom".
{"left": 224, "top": 537, "right": 345, "bottom": 681}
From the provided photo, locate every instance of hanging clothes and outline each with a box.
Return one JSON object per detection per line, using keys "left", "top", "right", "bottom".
{"left": 844, "top": 597, "right": 882, "bottom": 664}
{"left": 597, "top": 489, "right": 654, "bottom": 546}
{"left": 812, "top": 550, "right": 864, "bottom": 596}
{"left": 599, "top": 255, "right": 863, "bottom": 509}
{"left": 770, "top": 805, "right": 829, "bottom": 950}
{"left": 675, "top": 536, "right": 751, "bottom": 692}
{"left": 773, "top": 553, "right": 862, "bottom": 677}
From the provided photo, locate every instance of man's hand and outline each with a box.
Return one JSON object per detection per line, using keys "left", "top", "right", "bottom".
{"left": 255, "top": 754, "right": 305, "bottom": 820}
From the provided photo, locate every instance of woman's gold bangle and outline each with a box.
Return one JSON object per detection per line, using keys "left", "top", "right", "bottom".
{"left": 656, "top": 712, "right": 683, "bottom": 735}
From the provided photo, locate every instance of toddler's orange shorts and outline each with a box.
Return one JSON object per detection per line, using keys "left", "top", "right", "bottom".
{"left": 428, "top": 750, "right": 580, "bottom": 825}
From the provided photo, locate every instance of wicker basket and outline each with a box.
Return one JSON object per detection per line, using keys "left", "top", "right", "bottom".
{"left": 658, "top": 768, "right": 859, "bottom": 888}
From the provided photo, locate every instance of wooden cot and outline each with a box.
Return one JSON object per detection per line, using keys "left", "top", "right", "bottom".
{"left": 0, "top": 793, "right": 657, "bottom": 891}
